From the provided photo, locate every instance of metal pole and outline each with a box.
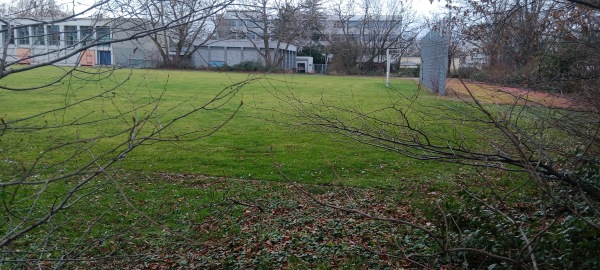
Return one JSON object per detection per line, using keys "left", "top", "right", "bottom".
{"left": 386, "top": 48, "right": 390, "bottom": 88}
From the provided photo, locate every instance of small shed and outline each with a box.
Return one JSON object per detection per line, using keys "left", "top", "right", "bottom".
{"left": 296, "top": 56, "right": 314, "bottom": 73}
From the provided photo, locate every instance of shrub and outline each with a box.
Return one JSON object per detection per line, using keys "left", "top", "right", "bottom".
{"left": 298, "top": 47, "right": 326, "bottom": 64}
{"left": 435, "top": 188, "right": 600, "bottom": 269}
{"left": 238, "top": 60, "right": 264, "bottom": 72}
{"left": 231, "top": 60, "right": 267, "bottom": 72}
{"left": 398, "top": 67, "right": 419, "bottom": 78}
{"left": 452, "top": 67, "right": 480, "bottom": 79}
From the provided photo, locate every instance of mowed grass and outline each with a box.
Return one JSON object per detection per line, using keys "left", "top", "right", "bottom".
{"left": 1, "top": 67, "right": 535, "bottom": 268}
{"left": 0, "top": 67, "right": 458, "bottom": 188}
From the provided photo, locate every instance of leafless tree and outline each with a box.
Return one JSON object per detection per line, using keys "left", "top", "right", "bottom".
{"left": 326, "top": 0, "right": 419, "bottom": 74}
{"left": 115, "top": 0, "right": 233, "bottom": 68}
{"left": 456, "top": 0, "right": 594, "bottom": 87}
{"left": 0, "top": 0, "right": 250, "bottom": 268}
{"left": 222, "top": 0, "right": 309, "bottom": 69}
{"left": 269, "top": 73, "right": 599, "bottom": 268}
{"left": 296, "top": 0, "right": 326, "bottom": 47}
{"left": 2, "top": 0, "right": 68, "bottom": 18}
{"left": 424, "top": 11, "right": 465, "bottom": 75}
{"left": 263, "top": 1, "right": 600, "bottom": 268}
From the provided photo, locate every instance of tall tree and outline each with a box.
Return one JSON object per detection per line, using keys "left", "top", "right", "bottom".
{"left": 116, "top": 0, "right": 232, "bottom": 68}
{"left": 225, "top": 0, "right": 307, "bottom": 69}
{"left": 326, "top": 0, "right": 419, "bottom": 74}
{"left": 266, "top": 1, "right": 600, "bottom": 267}
{"left": 2, "top": 0, "right": 68, "bottom": 18}
{"left": 453, "top": 0, "right": 600, "bottom": 95}
{"left": 459, "top": 0, "right": 556, "bottom": 82}
{"left": 0, "top": 0, "right": 244, "bottom": 266}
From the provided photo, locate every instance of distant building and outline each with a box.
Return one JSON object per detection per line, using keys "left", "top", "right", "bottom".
{"left": 206, "top": 11, "right": 298, "bottom": 70}
{"left": 398, "top": 57, "right": 421, "bottom": 68}
{"left": 191, "top": 39, "right": 297, "bottom": 70}
{"left": 0, "top": 17, "right": 158, "bottom": 68}
{"left": 398, "top": 56, "right": 461, "bottom": 71}
{"left": 459, "top": 42, "right": 488, "bottom": 68}
{"left": 215, "top": 11, "right": 410, "bottom": 70}
{"left": 0, "top": 13, "right": 420, "bottom": 72}
{"left": 295, "top": 56, "right": 314, "bottom": 73}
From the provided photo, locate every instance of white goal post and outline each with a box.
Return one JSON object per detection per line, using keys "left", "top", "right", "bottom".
{"left": 386, "top": 48, "right": 403, "bottom": 88}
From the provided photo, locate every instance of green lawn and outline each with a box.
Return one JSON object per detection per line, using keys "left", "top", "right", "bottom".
{"left": 1, "top": 67, "right": 458, "bottom": 187}
{"left": 1, "top": 67, "right": 514, "bottom": 268}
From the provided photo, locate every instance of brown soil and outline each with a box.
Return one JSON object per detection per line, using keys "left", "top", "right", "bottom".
{"left": 445, "top": 79, "right": 579, "bottom": 109}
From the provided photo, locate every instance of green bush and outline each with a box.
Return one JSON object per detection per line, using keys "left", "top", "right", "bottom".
{"left": 398, "top": 67, "right": 420, "bottom": 78}
{"left": 452, "top": 67, "right": 480, "bottom": 79}
{"left": 211, "top": 60, "right": 267, "bottom": 72}
{"left": 298, "top": 47, "right": 326, "bottom": 64}
{"left": 436, "top": 191, "right": 600, "bottom": 269}
{"left": 398, "top": 67, "right": 419, "bottom": 77}
{"left": 231, "top": 60, "right": 267, "bottom": 72}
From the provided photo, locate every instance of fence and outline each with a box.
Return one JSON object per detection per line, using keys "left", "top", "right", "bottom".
{"left": 420, "top": 31, "right": 449, "bottom": 96}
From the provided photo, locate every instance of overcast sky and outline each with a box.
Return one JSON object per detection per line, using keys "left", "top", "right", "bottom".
{"left": 415, "top": 0, "right": 447, "bottom": 16}
{"left": 0, "top": 0, "right": 448, "bottom": 19}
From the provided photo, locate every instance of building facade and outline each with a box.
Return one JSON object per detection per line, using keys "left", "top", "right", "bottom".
{"left": 192, "top": 39, "right": 296, "bottom": 70}
{"left": 0, "top": 17, "right": 158, "bottom": 68}
{"left": 0, "top": 13, "right": 418, "bottom": 72}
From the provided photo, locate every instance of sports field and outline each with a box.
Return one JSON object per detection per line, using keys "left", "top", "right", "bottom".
{"left": 1, "top": 68, "right": 461, "bottom": 186}
{"left": 0, "top": 67, "right": 545, "bottom": 268}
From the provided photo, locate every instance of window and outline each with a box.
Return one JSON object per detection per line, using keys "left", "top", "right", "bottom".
{"left": 16, "top": 26, "right": 30, "bottom": 45}
{"left": 348, "top": 21, "right": 361, "bottom": 28}
{"left": 97, "top": 50, "right": 111, "bottom": 65}
{"left": 1, "top": 25, "right": 14, "bottom": 45}
{"left": 227, "top": 19, "right": 238, "bottom": 28}
{"left": 80, "top": 26, "right": 93, "bottom": 46}
{"left": 366, "top": 21, "right": 390, "bottom": 29}
{"left": 96, "top": 26, "right": 110, "bottom": 42}
{"left": 47, "top": 25, "right": 60, "bottom": 45}
{"left": 64, "top": 25, "right": 78, "bottom": 46}
{"left": 242, "top": 20, "right": 257, "bottom": 28}
{"left": 33, "top": 25, "right": 45, "bottom": 45}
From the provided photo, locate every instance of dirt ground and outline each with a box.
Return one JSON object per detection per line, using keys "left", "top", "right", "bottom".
{"left": 445, "top": 79, "right": 579, "bottom": 109}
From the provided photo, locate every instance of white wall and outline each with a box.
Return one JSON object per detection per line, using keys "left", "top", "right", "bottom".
{"left": 1, "top": 18, "right": 159, "bottom": 68}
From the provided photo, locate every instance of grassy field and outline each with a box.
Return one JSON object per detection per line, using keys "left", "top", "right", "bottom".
{"left": 0, "top": 67, "right": 520, "bottom": 268}
{"left": 1, "top": 67, "right": 459, "bottom": 186}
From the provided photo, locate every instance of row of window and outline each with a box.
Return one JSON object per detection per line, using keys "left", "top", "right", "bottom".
{"left": 226, "top": 18, "right": 396, "bottom": 30}
{"left": 215, "top": 31, "right": 261, "bottom": 40}
{"left": 0, "top": 25, "right": 110, "bottom": 46}
{"left": 331, "top": 21, "right": 395, "bottom": 29}
{"left": 216, "top": 30, "right": 401, "bottom": 42}
{"left": 226, "top": 19, "right": 259, "bottom": 28}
